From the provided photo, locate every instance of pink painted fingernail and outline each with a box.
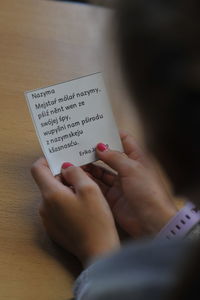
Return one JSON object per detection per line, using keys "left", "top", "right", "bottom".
{"left": 97, "top": 143, "right": 108, "bottom": 152}
{"left": 62, "top": 162, "right": 74, "bottom": 169}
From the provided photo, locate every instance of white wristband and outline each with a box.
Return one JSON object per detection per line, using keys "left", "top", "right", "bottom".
{"left": 155, "top": 202, "right": 200, "bottom": 241}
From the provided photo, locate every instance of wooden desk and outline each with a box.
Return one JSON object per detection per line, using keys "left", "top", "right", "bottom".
{"left": 0, "top": 1, "right": 139, "bottom": 299}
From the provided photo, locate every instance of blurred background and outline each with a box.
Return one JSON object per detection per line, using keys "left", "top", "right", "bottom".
{"left": 56, "top": 0, "right": 114, "bottom": 7}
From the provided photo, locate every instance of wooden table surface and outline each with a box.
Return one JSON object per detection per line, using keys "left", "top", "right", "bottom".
{"left": 0, "top": 1, "right": 140, "bottom": 299}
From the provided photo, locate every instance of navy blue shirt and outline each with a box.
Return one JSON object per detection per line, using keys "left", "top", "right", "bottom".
{"left": 74, "top": 239, "right": 193, "bottom": 300}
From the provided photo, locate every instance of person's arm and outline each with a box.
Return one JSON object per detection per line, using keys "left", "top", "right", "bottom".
{"left": 73, "top": 239, "right": 193, "bottom": 300}
{"left": 186, "top": 223, "right": 200, "bottom": 240}
{"left": 87, "top": 131, "right": 178, "bottom": 239}
{"left": 31, "top": 133, "right": 195, "bottom": 300}
{"left": 31, "top": 132, "right": 178, "bottom": 265}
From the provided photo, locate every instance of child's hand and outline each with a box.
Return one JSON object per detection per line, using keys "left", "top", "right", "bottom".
{"left": 86, "top": 132, "right": 177, "bottom": 238}
{"left": 31, "top": 158, "right": 120, "bottom": 265}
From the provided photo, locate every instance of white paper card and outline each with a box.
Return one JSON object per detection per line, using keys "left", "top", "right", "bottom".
{"left": 25, "top": 72, "right": 123, "bottom": 175}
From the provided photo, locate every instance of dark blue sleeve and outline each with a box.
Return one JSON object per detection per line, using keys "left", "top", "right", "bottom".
{"left": 74, "top": 239, "right": 193, "bottom": 300}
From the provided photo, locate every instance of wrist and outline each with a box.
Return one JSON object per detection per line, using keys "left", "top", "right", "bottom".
{"left": 152, "top": 204, "right": 178, "bottom": 234}
{"left": 141, "top": 203, "right": 178, "bottom": 236}
{"left": 79, "top": 236, "right": 120, "bottom": 267}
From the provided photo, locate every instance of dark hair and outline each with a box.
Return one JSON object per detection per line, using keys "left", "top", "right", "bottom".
{"left": 117, "top": 0, "right": 200, "bottom": 196}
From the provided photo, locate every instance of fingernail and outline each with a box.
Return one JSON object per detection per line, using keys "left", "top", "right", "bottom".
{"left": 62, "top": 162, "right": 74, "bottom": 169}
{"left": 97, "top": 143, "right": 108, "bottom": 152}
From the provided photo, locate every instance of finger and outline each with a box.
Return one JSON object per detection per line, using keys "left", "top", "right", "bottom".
{"left": 88, "top": 163, "right": 116, "bottom": 186}
{"left": 81, "top": 164, "right": 90, "bottom": 171}
{"left": 119, "top": 130, "right": 145, "bottom": 163}
{"left": 119, "top": 129, "right": 130, "bottom": 140}
{"left": 61, "top": 163, "right": 99, "bottom": 195}
{"left": 80, "top": 165, "right": 111, "bottom": 194}
{"left": 31, "top": 157, "right": 73, "bottom": 196}
{"left": 96, "top": 144, "right": 135, "bottom": 177}
{"left": 55, "top": 174, "right": 62, "bottom": 183}
{"left": 92, "top": 177, "right": 109, "bottom": 195}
